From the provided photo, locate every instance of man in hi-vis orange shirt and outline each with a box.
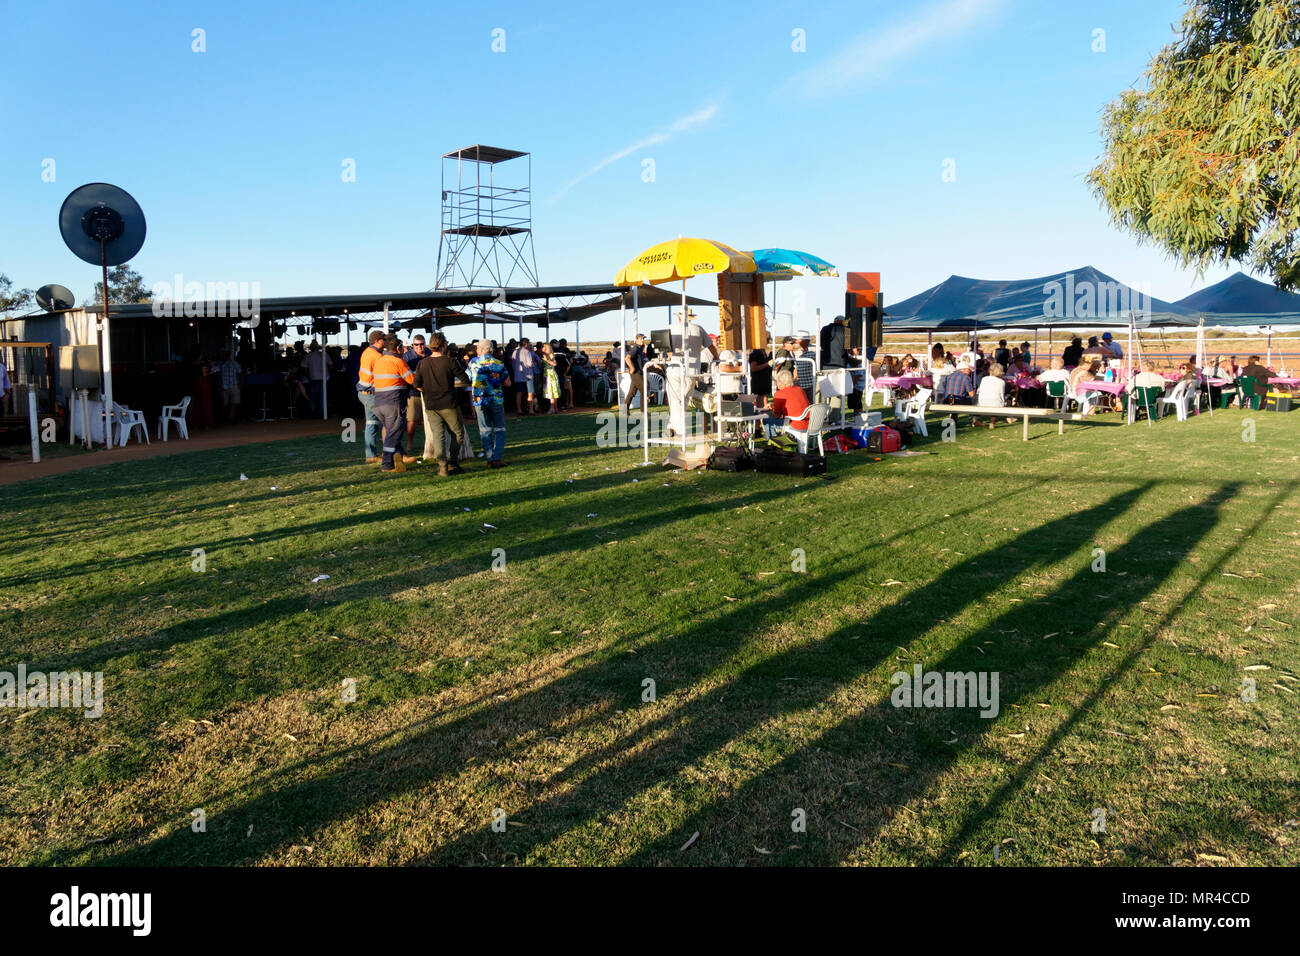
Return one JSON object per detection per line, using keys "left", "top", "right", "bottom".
{"left": 369, "top": 334, "right": 415, "bottom": 472}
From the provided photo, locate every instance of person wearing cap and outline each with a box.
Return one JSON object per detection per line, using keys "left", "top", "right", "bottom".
{"left": 355, "top": 328, "right": 387, "bottom": 463}
{"left": 670, "top": 309, "right": 718, "bottom": 372}
{"left": 1101, "top": 331, "right": 1123, "bottom": 359}
{"left": 772, "top": 336, "right": 797, "bottom": 386}
{"left": 939, "top": 356, "right": 978, "bottom": 425}
{"left": 370, "top": 334, "right": 415, "bottom": 472}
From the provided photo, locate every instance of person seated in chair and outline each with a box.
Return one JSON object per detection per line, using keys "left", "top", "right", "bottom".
{"left": 1069, "top": 359, "right": 1102, "bottom": 411}
{"left": 1131, "top": 363, "right": 1166, "bottom": 390}
{"left": 767, "top": 368, "right": 810, "bottom": 437}
{"left": 1240, "top": 355, "right": 1271, "bottom": 383}
{"left": 939, "top": 358, "right": 979, "bottom": 426}
{"left": 1037, "top": 357, "right": 1071, "bottom": 387}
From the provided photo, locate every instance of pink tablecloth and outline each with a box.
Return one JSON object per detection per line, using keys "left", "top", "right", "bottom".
{"left": 1012, "top": 376, "right": 1042, "bottom": 389}
{"left": 1076, "top": 380, "right": 1126, "bottom": 395}
{"left": 874, "top": 375, "right": 931, "bottom": 389}
{"left": 1268, "top": 376, "right": 1300, "bottom": 387}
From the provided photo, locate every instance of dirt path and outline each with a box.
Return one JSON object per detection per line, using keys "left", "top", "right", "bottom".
{"left": 0, "top": 420, "right": 339, "bottom": 486}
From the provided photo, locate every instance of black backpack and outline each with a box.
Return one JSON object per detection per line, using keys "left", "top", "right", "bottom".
{"left": 707, "top": 446, "right": 754, "bottom": 472}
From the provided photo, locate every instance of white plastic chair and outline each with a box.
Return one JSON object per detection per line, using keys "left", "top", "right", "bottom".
{"left": 1160, "top": 380, "right": 1195, "bottom": 421}
{"left": 158, "top": 396, "right": 191, "bottom": 441}
{"left": 646, "top": 372, "right": 665, "bottom": 405}
{"left": 596, "top": 372, "right": 617, "bottom": 404}
{"left": 1061, "top": 382, "right": 1082, "bottom": 413}
{"left": 781, "top": 402, "right": 831, "bottom": 455}
{"left": 862, "top": 374, "right": 886, "bottom": 411}
{"left": 113, "top": 402, "right": 150, "bottom": 446}
{"left": 898, "top": 387, "right": 932, "bottom": 437}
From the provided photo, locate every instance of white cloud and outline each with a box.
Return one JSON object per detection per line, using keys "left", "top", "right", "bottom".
{"left": 551, "top": 104, "right": 719, "bottom": 200}
{"left": 785, "top": 0, "right": 1002, "bottom": 99}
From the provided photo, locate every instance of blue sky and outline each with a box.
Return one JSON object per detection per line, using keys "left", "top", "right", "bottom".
{"left": 2, "top": 0, "right": 1241, "bottom": 340}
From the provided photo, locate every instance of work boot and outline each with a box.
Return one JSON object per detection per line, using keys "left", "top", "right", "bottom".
{"left": 393, "top": 455, "right": 406, "bottom": 473}
{"left": 437, "top": 461, "right": 449, "bottom": 477}
{"left": 381, "top": 452, "right": 395, "bottom": 472}
{"left": 365, "top": 456, "right": 381, "bottom": 464}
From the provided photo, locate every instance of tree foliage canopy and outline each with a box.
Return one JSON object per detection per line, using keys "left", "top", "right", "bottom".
{"left": 0, "top": 274, "right": 33, "bottom": 315}
{"left": 88, "top": 264, "right": 151, "bottom": 306}
{"left": 1088, "top": 0, "right": 1300, "bottom": 289}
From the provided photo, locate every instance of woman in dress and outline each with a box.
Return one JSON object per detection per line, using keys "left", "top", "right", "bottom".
{"left": 541, "top": 343, "right": 561, "bottom": 414}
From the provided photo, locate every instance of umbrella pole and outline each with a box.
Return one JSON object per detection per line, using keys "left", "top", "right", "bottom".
{"left": 620, "top": 291, "right": 627, "bottom": 412}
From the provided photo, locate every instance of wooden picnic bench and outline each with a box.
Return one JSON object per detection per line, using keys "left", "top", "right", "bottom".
{"left": 927, "top": 403, "right": 1112, "bottom": 441}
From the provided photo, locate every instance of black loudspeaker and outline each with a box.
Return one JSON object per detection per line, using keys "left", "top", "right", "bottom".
{"left": 865, "top": 293, "right": 884, "bottom": 348}
{"left": 846, "top": 292, "right": 865, "bottom": 349}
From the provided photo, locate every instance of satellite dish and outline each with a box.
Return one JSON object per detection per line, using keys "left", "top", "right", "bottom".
{"left": 58, "top": 183, "right": 146, "bottom": 267}
{"left": 36, "top": 284, "right": 77, "bottom": 312}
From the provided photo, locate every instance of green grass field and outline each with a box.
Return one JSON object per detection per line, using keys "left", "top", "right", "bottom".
{"left": 1, "top": 402, "right": 1297, "bottom": 866}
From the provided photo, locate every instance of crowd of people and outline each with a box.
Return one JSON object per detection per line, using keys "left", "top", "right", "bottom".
{"left": 905, "top": 333, "right": 1280, "bottom": 424}
{"left": 349, "top": 331, "right": 605, "bottom": 474}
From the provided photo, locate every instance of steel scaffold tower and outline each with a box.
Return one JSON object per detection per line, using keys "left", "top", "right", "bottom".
{"left": 435, "top": 145, "right": 539, "bottom": 290}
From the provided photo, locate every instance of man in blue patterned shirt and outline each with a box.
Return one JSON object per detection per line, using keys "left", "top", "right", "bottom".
{"left": 468, "top": 339, "right": 509, "bottom": 468}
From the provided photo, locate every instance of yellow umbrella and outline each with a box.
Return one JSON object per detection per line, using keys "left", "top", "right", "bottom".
{"left": 615, "top": 237, "right": 756, "bottom": 287}
{"left": 614, "top": 238, "right": 756, "bottom": 379}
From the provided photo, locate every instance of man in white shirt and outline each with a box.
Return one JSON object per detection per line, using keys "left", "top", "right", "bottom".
{"left": 1037, "top": 357, "right": 1071, "bottom": 385}
{"left": 1131, "top": 364, "right": 1167, "bottom": 389}
{"left": 669, "top": 309, "right": 718, "bottom": 373}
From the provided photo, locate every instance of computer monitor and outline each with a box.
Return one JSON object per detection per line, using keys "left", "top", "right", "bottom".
{"left": 650, "top": 329, "right": 672, "bottom": 354}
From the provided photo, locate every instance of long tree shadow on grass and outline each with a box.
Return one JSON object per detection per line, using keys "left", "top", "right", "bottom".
{"left": 19, "top": 473, "right": 1053, "bottom": 860}
{"left": 931, "top": 478, "right": 1297, "bottom": 866}
{"left": 88, "top": 481, "right": 1147, "bottom": 865}
{"left": 615, "top": 483, "right": 1242, "bottom": 865}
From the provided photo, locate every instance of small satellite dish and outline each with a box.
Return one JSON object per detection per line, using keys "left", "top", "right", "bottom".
{"left": 59, "top": 183, "right": 147, "bottom": 267}
{"left": 36, "top": 284, "right": 77, "bottom": 311}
